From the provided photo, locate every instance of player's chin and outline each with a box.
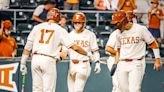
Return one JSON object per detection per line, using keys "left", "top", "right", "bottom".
{"left": 75, "top": 27, "right": 83, "bottom": 32}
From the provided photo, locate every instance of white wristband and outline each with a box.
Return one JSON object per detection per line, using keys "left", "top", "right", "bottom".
{"left": 152, "top": 49, "right": 161, "bottom": 59}
{"left": 21, "top": 54, "right": 29, "bottom": 65}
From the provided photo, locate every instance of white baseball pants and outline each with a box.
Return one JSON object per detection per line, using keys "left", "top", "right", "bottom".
{"left": 116, "top": 59, "right": 145, "bottom": 92}
{"left": 107, "top": 56, "right": 121, "bottom": 92}
{"left": 31, "top": 55, "right": 57, "bottom": 92}
{"left": 67, "top": 61, "right": 91, "bottom": 92}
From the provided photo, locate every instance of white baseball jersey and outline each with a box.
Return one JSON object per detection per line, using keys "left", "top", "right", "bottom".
{"left": 106, "top": 30, "right": 121, "bottom": 92}
{"left": 68, "top": 29, "right": 99, "bottom": 60}
{"left": 106, "top": 29, "right": 119, "bottom": 51}
{"left": 27, "top": 22, "right": 74, "bottom": 56}
{"left": 116, "top": 23, "right": 155, "bottom": 59}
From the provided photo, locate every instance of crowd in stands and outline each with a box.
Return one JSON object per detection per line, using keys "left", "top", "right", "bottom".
{"left": 0, "top": 0, "right": 164, "bottom": 57}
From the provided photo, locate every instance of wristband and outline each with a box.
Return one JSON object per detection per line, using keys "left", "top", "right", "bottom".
{"left": 21, "top": 54, "right": 29, "bottom": 65}
{"left": 152, "top": 49, "right": 161, "bottom": 59}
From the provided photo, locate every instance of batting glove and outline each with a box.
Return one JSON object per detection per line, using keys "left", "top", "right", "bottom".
{"left": 94, "top": 61, "right": 101, "bottom": 74}
{"left": 20, "top": 64, "right": 27, "bottom": 75}
{"left": 110, "top": 64, "right": 117, "bottom": 76}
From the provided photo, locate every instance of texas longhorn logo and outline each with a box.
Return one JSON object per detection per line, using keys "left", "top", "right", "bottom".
{"left": 0, "top": 63, "right": 18, "bottom": 92}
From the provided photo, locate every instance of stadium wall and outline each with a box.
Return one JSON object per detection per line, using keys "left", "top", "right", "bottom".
{"left": 0, "top": 59, "right": 164, "bottom": 92}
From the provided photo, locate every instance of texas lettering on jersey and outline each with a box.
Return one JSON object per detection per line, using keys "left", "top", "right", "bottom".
{"left": 120, "top": 36, "right": 140, "bottom": 45}
{"left": 0, "top": 63, "right": 18, "bottom": 92}
{"left": 74, "top": 40, "right": 90, "bottom": 47}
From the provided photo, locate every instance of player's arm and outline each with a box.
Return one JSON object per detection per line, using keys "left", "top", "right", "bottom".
{"left": 61, "top": 30, "right": 88, "bottom": 56}
{"left": 70, "top": 45, "right": 87, "bottom": 55}
{"left": 20, "top": 26, "right": 35, "bottom": 64}
{"left": 92, "top": 49, "right": 100, "bottom": 62}
{"left": 149, "top": 40, "right": 162, "bottom": 71}
{"left": 90, "top": 33, "right": 100, "bottom": 62}
{"left": 92, "top": 49, "right": 101, "bottom": 74}
{"left": 142, "top": 26, "right": 162, "bottom": 71}
{"left": 115, "top": 48, "right": 120, "bottom": 64}
{"left": 60, "top": 46, "right": 68, "bottom": 60}
{"left": 20, "top": 40, "right": 33, "bottom": 75}
{"left": 105, "top": 46, "right": 116, "bottom": 56}
{"left": 105, "top": 31, "right": 117, "bottom": 56}
{"left": 110, "top": 48, "right": 120, "bottom": 76}
{"left": 20, "top": 27, "right": 35, "bottom": 74}
{"left": 21, "top": 40, "right": 33, "bottom": 64}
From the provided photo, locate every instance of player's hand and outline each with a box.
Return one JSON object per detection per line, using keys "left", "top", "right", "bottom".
{"left": 110, "top": 64, "right": 117, "bottom": 76}
{"left": 87, "top": 52, "right": 95, "bottom": 62}
{"left": 55, "top": 53, "right": 61, "bottom": 64}
{"left": 20, "top": 64, "right": 27, "bottom": 75}
{"left": 154, "top": 58, "right": 162, "bottom": 71}
{"left": 94, "top": 61, "right": 101, "bottom": 74}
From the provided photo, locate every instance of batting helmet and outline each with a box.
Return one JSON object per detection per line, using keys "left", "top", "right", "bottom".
{"left": 151, "top": 0, "right": 159, "bottom": 4}
{"left": 3, "top": 20, "right": 12, "bottom": 29}
{"left": 111, "top": 10, "right": 127, "bottom": 24}
{"left": 47, "top": 8, "right": 60, "bottom": 22}
{"left": 127, "top": 11, "right": 135, "bottom": 22}
{"left": 72, "top": 12, "right": 86, "bottom": 23}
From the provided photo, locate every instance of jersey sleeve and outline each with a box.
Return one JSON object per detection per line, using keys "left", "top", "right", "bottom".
{"left": 90, "top": 33, "right": 99, "bottom": 51}
{"left": 116, "top": 31, "right": 121, "bottom": 49}
{"left": 106, "top": 31, "right": 116, "bottom": 48}
{"left": 60, "top": 29, "right": 74, "bottom": 48}
{"left": 141, "top": 26, "right": 155, "bottom": 44}
{"left": 27, "top": 26, "right": 36, "bottom": 42}
{"left": 33, "top": 5, "right": 43, "bottom": 16}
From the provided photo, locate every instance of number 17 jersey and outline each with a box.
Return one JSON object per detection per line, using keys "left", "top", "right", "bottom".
{"left": 27, "top": 22, "right": 74, "bottom": 56}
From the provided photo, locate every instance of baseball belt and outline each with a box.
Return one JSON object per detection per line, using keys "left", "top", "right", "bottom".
{"left": 33, "top": 52, "right": 55, "bottom": 59}
{"left": 120, "top": 56, "right": 144, "bottom": 62}
{"left": 71, "top": 60, "right": 88, "bottom": 64}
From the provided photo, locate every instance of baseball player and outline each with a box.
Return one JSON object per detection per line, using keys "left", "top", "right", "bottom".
{"left": 20, "top": 8, "right": 93, "bottom": 92}
{"left": 111, "top": 10, "right": 162, "bottom": 92}
{"left": 67, "top": 12, "right": 101, "bottom": 92}
{"left": 105, "top": 29, "right": 121, "bottom": 92}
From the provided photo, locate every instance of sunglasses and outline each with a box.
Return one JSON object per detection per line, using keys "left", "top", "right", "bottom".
{"left": 73, "top": 22, "right": 84, "bottom": 24}
{"left": 151, "top": 2, "right": 158, "bottom": 4}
